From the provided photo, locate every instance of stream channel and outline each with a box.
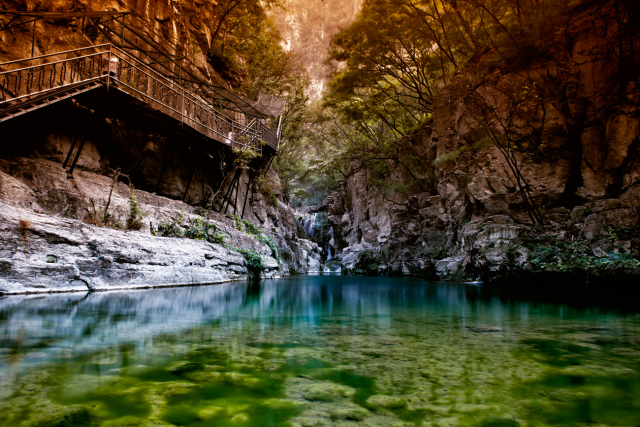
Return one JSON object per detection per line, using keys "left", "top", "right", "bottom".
{"left": 1, "top": 276, "right": 639, "bottom": 427}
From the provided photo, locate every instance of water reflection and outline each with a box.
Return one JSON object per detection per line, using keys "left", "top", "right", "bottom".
{"left": 1, "top": 277, "right": 639, "bottom": 427}
{"left": 1, "top": 277, "right": 635, "bottom": 376}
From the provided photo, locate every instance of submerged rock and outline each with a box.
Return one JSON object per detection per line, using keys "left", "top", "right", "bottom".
{"left": 366, "top": 395, "right": 407, "bottom": 409}
{"left": 465, "top": 326, "right": 505, "bottom": 333}
{"left": 167, "top": 361, "right": 205, "bottom": 375}
{"left": 330, "top": 408, "right": 369, "bottom": 421}
{"left": 302, "top": 383, "right": 355, "bottom": 402}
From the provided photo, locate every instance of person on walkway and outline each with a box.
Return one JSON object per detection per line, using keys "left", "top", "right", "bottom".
{"left": 102, "top": 55, "right": 120, "bottom": 88}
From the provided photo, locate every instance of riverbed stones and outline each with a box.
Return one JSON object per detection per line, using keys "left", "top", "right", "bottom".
{"left": 167, "top": 361, "right": 205, "bottom": 375}
{"left": 303, "top": 383, "right": 355, "bottom": 402}
{"left": 366, "top": 395, "right": 407, "bottom": 409}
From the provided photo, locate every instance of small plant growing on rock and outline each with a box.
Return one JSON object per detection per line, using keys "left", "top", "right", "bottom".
{"left": 126, "top": 185, "right": 146, "bottom": 231}
{"left": 230, "top": 247, "right": 264, "bottom": 270}
{"left": 184, "top": 217, "right": 228, "bottom": 245}
{"left": 254, "top": 175, "right": 279, "bottom": 208}
{"left": 156, "top": 209, "right": 186, "bottom": 237}
{"left": 231, "top": 215, "right": 279, "bottom": 261}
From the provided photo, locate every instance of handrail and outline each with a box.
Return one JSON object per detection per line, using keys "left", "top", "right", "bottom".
{"left": 0, "top": 50, "right": 109, "bottom": 76}
{"left": 0, "top": 44, "right": 111, "bottom": 68}
{"left": 0, "top": 44, "right": 280, "bottom": 153}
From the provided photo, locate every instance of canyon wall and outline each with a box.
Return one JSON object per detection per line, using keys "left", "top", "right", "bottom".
{"left": 0, "top": 0, "right": 328, "bottom": 294}
{"left": 328, "top": 5, "right": 640, "bottom": 285}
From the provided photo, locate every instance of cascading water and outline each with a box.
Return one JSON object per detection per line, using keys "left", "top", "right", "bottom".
{"left": 302, "top": 213, "right": 317, "bottom": 240}
{"left": 298, "top": 212, "right": 341, "bottom": 273}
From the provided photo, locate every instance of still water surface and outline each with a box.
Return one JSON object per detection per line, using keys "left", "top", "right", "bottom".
{"left": 0, "top": 276, "right": 639, "bottom": 427}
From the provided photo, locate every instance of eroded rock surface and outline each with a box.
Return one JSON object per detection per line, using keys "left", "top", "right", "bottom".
{"left": 328, "top": 11, "right": 640, "bottom": 284}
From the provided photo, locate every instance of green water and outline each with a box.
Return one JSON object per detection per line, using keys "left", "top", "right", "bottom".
{"left": 0, "top": 276, "right": 639, "bottom": 427}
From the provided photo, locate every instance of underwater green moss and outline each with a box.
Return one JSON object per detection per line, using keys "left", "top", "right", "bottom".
{"left": 1, "top": 278, "right": 640, "bottom": 427}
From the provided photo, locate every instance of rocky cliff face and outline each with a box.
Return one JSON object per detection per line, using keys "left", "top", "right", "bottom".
{"left": 0, "top": 0, "right": 327, "bottom": 293}
{"left": 0, "top": 0, "right": 233, "bottom": 86}
{"left": 328, "top": 5, "right": 640, "bottom": 285}
{"left": 0, "top": 155, "right": 324, "bottom": 294}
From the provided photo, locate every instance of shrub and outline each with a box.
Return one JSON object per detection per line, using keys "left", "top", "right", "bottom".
{"left": 184, "top": 218, "right": 227, "bottom": 245}
{"left": 230, "top": 247, "right": 264, "bottom": 270}
{"left": 231, "top": 215, "right": 279, "bottom": 261}
{"left": 126, "top": 185, "right": 146, "bottom": 231}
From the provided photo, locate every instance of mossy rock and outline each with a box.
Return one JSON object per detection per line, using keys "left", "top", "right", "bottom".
{"left": 330, "top": 408, "right": 369, "bottom": 421}
{"left": 366, "top": 394, "right": 407, "bottom": 409}
{"left": 99, "top": 415, "right": 147, "bottom": 427}
{"left": 230, "top": 413, "right": 250, "bottom": 424}
{"left": 162, "top": 382, "right": 201, "bottom": 398}
{"left": 50, "top": 408, "right": 92, "bottom": 427}
{"left": 184, "top": 370, "right": 223, "bottom": 382}
{"left": 479, "top": 417, "right": 521, "bottom": 427}
{"left": 167, "top": 361, "right": 205, "bottom": 375}
{"left": 262, "top": 399, "right": 301, "bottom": 411}
{"left": 302, "top": 383, "right": 354, "bottom": 402}
{"left": 197, "top": 407, "right": 225, "bottom": 420}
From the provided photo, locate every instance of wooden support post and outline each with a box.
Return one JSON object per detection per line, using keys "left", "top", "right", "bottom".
{"left": 240, "top": 175, "right": 251, "bottom": 219}
{"left": 155, "top": 147, "right": 171, "bottom": 193}
{"left": 218, "top": 171, "right": 236, "bottom": 213}
{"left": 182, "top": 159, "right": 197, "bottom": 202}
{"left": 106, "top": 46, "right": 111, "bottom": 91}
{"left": 233, "top": 175, "right": 241, "bottom": 215}
{"left": 62, "top": 135, "right": 79, "bottom": 169}
{"left": 68, "top": 138, "right": 87, "bottom": 176}
{"left": 220, "top": 169, "right": 241, "bottom": 214}
{"left": 223, "top": 172, "right": 240, "bottom": 215}
{"left": 262, "top": 155, "right": 274, "bottom": 177}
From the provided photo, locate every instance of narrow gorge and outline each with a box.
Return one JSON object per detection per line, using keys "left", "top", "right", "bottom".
{"left": 1, "top": 0, "right": 639, "bottom": 295}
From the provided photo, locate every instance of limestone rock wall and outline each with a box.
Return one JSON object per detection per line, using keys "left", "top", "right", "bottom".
{"left": 0, "top": 154, "right": 322, "bottom": 294}
{"left": 329, "top": 5, "right": 640, "bottom": 284}
{"left": 0, "top": 200, "right": 276, "bottom": 294}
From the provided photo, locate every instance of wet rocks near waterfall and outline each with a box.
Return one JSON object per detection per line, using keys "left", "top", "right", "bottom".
{"left": 295, "top": 212, "right": 340, "bottom": 273}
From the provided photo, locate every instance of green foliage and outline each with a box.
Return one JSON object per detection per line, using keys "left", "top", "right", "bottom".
{"left": 266, "top": 191, "right": 279, "bottom": 208}
{"left": 230, "top": 246, "right": 264, "bottom": 270}
{"left": 193, "top": 206, "right": 212, "bottom": 217}
{"left": 156, "top": 210, "right": 227, "bottom": 245}
{"left": 184, "top": 218, "right": 228, "bottom": 245}
{"left": 254, "top": 175, "right": 280, "bottom": 208}
{"left": 126, "top": 186, "right": 146, "bottom": 231}
{"left": 231, "top": 215, "right": 279, "bottom": 261}
{"left": 156, "top": 209, "right": 186, "bottom": 238}
{"left": 433, "top": 146, "right": 471, "bottom": 166}
{"left": 527, "top": 232, "right": 640, "bottom": 275}
{"left": 232, "top": 147, "right": 261, "bottom": 169}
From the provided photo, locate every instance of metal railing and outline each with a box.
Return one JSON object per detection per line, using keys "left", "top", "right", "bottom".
{"left": 0, "top": 44, "right": 279, "bottom": 153}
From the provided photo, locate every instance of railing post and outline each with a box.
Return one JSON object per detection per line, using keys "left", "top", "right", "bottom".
{"left": 31, "top": 19, "right": 36, "bottom": 57}
{"left": 106, "top": 45, "right": 111, "bottom": 91}
{"left": 180, "top": 63, "right": 184, "bottom": 125}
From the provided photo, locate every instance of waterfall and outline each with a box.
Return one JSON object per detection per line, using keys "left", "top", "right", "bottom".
{"left": 327, "top": 247, "right": 332, "bottom": 261}
{"left": 302, "top": 213, "right": 317, "bottom": 239}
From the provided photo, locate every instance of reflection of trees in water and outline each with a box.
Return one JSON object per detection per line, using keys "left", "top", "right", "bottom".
{"left": 0, "top": 278, "right": 628, "bottom": 375}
